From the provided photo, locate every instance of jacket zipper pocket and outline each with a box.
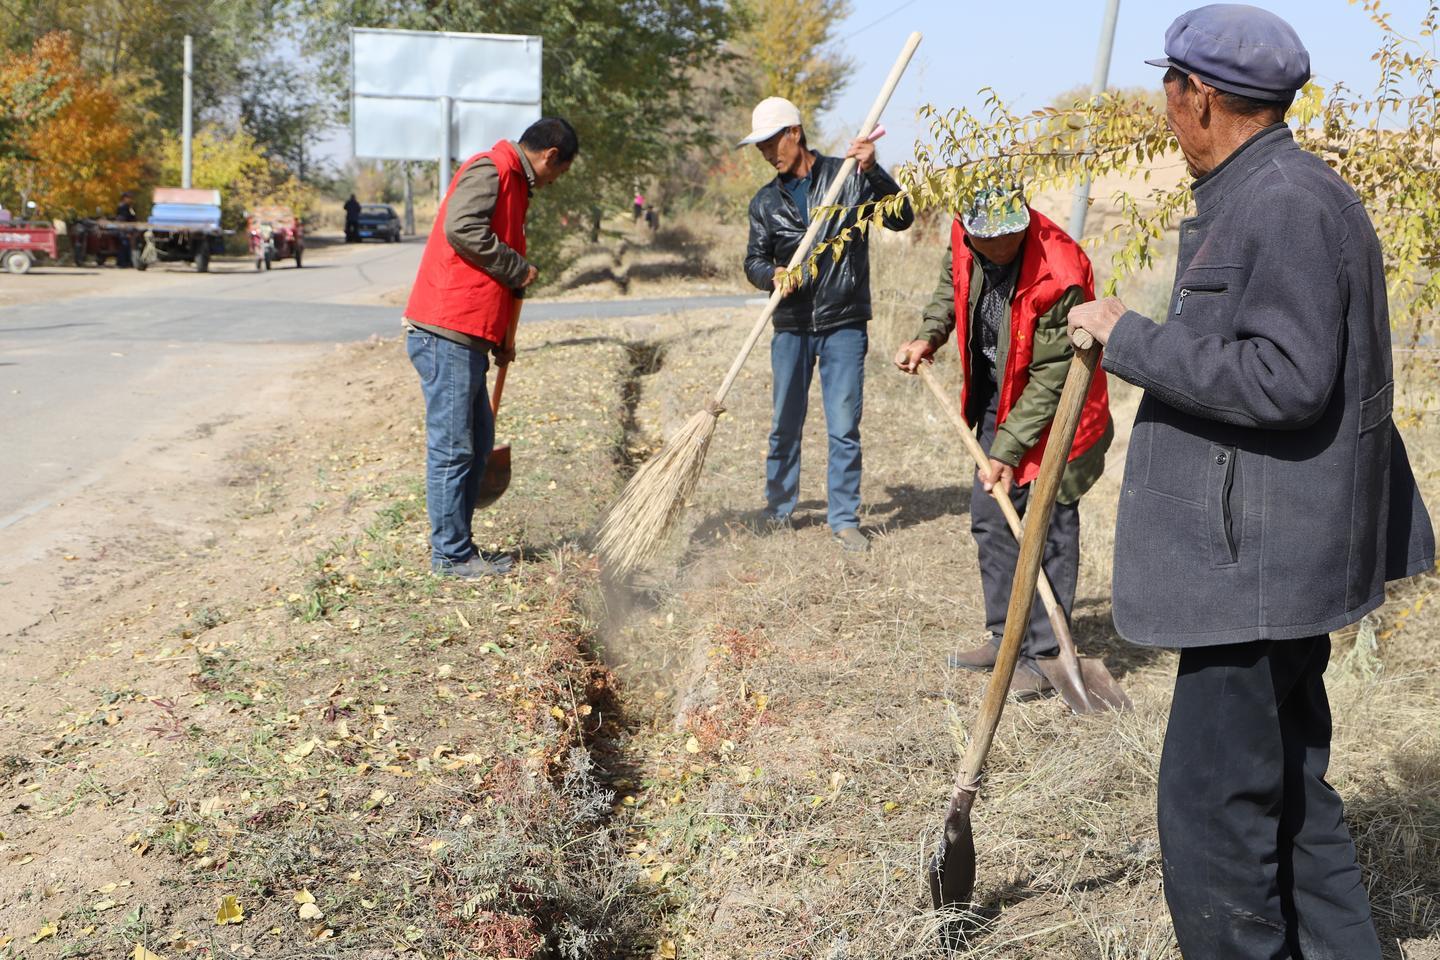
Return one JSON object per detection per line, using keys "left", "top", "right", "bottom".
{"left": 1175, "top": 282, "right": 1228, "bottom": 315}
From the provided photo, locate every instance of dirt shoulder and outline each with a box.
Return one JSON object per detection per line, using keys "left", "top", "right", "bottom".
{"left": 0, "top": 320, "right": 651, "bottom": 957}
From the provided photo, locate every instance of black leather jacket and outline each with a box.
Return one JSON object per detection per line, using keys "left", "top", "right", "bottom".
{"left": 745, "top": 152, "right": 913, "bottom": 332}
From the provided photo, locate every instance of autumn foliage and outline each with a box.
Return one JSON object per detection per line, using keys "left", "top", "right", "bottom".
{"left": 0, "top": 32, "right": 144, "bottom": 219}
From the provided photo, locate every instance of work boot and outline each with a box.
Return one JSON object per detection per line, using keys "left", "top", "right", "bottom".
{"left": 1008, "top": 658, "right": 1055, "bottom": 702}
{"left": 833, "top": 527, "right": 869, "bottom": 553}
{"left": 947, "top": 634, "right": 1000, "bottom": 671}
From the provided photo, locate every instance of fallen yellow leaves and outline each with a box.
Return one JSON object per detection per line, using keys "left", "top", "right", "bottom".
{"left": 133, "top": 944, "right": 167, "bottom": 960}
{"left": 30, "top": 919, "right": 58, "bottom": 943}
{"left": 215, "top": 894, "right": 244, "bottom": 925}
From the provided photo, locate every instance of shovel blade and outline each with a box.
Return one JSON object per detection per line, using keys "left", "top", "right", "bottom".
{"left": 475, "top": 444, "right": 511, "bottom": 510}
{"left": 928, "top": 807, "right": 977, "bottom": 911}
{"left": 1078, "top": 656, "right": 1133, "bottom": 711}
{"left": 1033, "top": 655, "right": 1132, "bottom": 714}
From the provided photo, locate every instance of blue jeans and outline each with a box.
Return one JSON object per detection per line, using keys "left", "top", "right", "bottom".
{"left": 407, "top": 330, "right": 494, "bottom": 566}
{"left": 766, "top": 323, "right": 867, "bottom": 530}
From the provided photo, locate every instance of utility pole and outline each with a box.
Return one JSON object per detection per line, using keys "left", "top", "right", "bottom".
{"left": 1067, "top": 0, "right": 1122, "bottom": 242}
{"left": 182, "top": 35, "right": 194, "bottom": 189}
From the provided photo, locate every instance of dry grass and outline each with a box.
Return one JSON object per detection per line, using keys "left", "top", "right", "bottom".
{"left": 593, "top": 229, "right": 1440, "bottom": 959}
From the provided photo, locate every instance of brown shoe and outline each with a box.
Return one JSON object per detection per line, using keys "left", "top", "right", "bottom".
{"left": 946, "top": 635, "right": 1000, "bottom": 671}
{"left": 1008, "top": 658, "right": 1055, "bottom": 701}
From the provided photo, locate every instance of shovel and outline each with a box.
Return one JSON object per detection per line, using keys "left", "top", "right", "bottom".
{"left": 475, "top": 298, "right": 523, "bottom": 510}
{"left": 928, "top": 336, "right": 1101, "bottom": 916}
{"left": 915, "top": 362, "right": 1130, "bottom": 714}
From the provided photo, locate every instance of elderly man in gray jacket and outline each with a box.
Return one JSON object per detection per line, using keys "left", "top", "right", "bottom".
{"left": 1069, "top": 6, "right": 1434, "bottom": 959}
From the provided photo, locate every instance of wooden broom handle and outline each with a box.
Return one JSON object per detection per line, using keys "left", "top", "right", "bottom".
{"left": 491, "top": 297, "right": 524, "bottom": 415}
{"left": 915, "top": 363, "right": 1089, "bottom": 696}
{"left": 710, "top": 31, "right": 922, "bottom": 407}
{"left": 954, "top": 345, "right": 1101, "bottom": 793}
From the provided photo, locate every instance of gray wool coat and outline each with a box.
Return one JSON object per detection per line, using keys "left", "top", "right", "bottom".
{"left": 1102, "top": 124, "right": 1435, "bottom": 648}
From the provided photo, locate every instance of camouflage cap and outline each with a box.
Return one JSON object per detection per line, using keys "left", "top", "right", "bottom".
{"left": 962, "top": 185, "right": 1030, "bottom": 239}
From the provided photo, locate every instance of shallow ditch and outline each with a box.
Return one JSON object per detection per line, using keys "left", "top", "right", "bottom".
{"left": 614, "top": 340, "right": 667, "bottom": 476}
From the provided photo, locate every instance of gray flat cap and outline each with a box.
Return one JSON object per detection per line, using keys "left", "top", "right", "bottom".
{"left": 1147, "top": 4, "right": 1310, "bottom": 102}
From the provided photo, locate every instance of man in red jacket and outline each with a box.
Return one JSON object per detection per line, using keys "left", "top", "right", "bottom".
{"left": 895, "top": 187, "right": 1111, "bottom": 697}
{"left": 404, "top": 117, "right": 578, "bottom": 578}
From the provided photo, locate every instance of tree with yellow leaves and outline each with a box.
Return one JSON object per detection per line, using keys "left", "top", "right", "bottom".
{"left": 157, "top": 124, "right": 318, "bottom": 227}
{"left": 0, "top": 32, "right": 144, "bottom": 218}
{"left": 810, "top": 1, "right": 1440, "bottom": 356}
{"left": 736, "top": 0, "right": 853, "bottom": 120}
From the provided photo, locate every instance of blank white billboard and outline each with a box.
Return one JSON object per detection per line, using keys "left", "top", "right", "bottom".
{"left": 351, "top": 28, "right": 542, "bottom": 162}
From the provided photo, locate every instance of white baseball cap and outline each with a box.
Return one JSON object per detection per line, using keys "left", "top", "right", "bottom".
{"left": 737, "top": 97, "right": 803, "bottom": 147}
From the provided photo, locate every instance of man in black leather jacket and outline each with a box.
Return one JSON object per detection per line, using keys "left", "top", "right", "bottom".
{"left": 741, "top": 96, "right": 913, "bottom": 551}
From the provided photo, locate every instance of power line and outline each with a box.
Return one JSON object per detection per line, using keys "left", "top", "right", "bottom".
{"left": 840, "top": 0, "right": 923, "bottom": 41}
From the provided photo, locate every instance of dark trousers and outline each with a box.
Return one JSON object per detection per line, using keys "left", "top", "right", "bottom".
{"left": 1159, "top": 637, "right": 1380, "bottom": 960}
{"left": 971, "top": 388, "right": 1077, "bottom": 658}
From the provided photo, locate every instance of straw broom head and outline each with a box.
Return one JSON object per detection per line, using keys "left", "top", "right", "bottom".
{"left": 596, "top": 405, "right": 720, "bottom": 575}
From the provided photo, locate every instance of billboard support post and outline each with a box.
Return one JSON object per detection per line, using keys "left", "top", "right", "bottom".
{"left": 439, "top": 96, "right": 454, "bottom": 206}
{"left": 403, "top": 163, "right": 415, "bottom": 236}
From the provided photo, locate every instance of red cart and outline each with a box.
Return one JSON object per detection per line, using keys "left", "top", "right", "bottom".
{"left": 0, "top": 222, "right": 58, "bottom": 274}
{"left": 247, "top": 205, "right": 303, "bottom": 270}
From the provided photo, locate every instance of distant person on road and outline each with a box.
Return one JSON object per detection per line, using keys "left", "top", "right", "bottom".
{"left": 894, "top": 185, "right": 1112, "bottom": 699}
{"left": 403, "top": 117, "right": 579, "bottom": 578}
{"left": 741, "top": 96, "right": 913, "bottom": 553}
{"left": 633, "top": 191, "right": 644, "bottom": 222}
{"left": 344, "top": 194, "right": 361, "bottom": 243}
{"left": 116, "top": 191, "right": 138, "bottom": 268}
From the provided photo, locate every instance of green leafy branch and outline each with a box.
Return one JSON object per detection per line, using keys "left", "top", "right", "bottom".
{"left": 788, "top": 0, "right": 1440, "bottom": 341}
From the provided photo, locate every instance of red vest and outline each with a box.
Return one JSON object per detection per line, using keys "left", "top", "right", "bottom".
{"left": 405, "top": 140, "right": 529, "bottom": 342}
{"left": 952, "top": 208, "right": 1111, "bottom": 487}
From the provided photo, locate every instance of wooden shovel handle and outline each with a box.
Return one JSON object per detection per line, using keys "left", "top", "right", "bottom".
{"left": 490, "top": 297, "right": 524, "bottom": 415}
{"left": 711, "top": 31, "right": 922, "bottom": 408}
{"left": 953, "top": 346, "right": 1101, "bottom": 796}
{"left": 915, "top": 363, "right": 1091, "bottom": 708}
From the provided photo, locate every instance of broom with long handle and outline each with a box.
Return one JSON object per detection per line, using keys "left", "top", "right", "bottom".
{"left": 598, "top": 31, "right": 923, "bottom": 574}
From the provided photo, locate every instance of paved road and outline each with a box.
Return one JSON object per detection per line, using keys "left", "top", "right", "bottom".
{"left": 0, "top": 239, "right": 750, "bottom": 530}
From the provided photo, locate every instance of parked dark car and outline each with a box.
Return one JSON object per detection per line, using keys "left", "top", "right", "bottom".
{"left": 355, "top": 204, "right": 401, "bottom": 242}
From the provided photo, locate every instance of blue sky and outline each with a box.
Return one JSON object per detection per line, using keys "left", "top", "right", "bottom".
{"left": 819, "top": 0, "right": 1434, "bottom": 157}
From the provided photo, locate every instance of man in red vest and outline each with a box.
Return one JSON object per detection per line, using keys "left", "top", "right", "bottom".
{"left": 404, "top": 117, "right": 578, "bottom": 578}
{"left": 895, "top": 186, "right": 1112, "bottom": 697}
